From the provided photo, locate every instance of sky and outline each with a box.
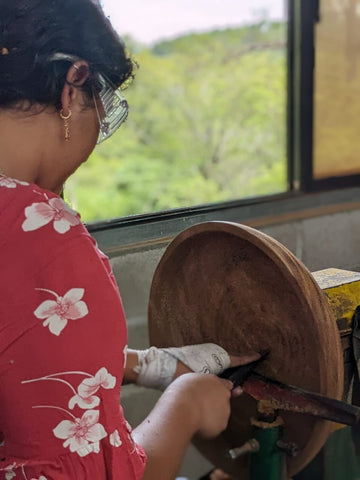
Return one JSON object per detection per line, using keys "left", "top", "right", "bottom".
{"left": 102, "top": 0, "right": 286, "bottom": 45}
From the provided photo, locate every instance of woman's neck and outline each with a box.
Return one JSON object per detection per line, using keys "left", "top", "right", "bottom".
{"left": 0, "top": 108, "right": 67, "bottom": 194}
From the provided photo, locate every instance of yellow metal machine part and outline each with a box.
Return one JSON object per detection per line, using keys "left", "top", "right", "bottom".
{"left": 314, "top": 267, "right": 360, "bottom": 397}
{"left": 314, "top": 268, "right": 360, "bottom": 419}
{"left": 294, "top": 268, "right": 360, "bottom": 480}
{"left": 314, "top": 268, "right": 360, "bottom": 342}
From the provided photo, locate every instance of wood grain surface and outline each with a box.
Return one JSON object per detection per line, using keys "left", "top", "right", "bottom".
{"left": 148, "top": 221, "right": 344, "bottom": 478}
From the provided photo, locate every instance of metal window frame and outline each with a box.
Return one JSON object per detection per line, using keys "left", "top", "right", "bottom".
{"left": 291, "top": 0, "right": 360, "bottom": 192}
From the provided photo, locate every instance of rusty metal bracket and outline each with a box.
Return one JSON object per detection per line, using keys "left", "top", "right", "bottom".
{"left": 242, "top": 373, "right": 360, "bottom": 426}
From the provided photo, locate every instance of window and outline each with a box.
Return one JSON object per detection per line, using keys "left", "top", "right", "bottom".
{"left": 291, "top": 0, "right": 360, "bottom": 192}
{"left": 66, "top": 0, "right": 288, "bottom": 223}
{"left": 313, "top": 0, "right": 360, "bottom": 180}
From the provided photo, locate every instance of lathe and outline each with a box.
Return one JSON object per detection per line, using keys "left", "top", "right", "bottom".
{"left": 147, "top": 221, "right": 360, "bottom": 480}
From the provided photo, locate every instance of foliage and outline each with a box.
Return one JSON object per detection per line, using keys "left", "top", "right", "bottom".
{"left": 66, "top": 22, "right": 287, "bottom": 223}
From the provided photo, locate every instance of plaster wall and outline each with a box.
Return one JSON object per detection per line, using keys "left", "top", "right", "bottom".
{"left": 103, "top": 208, "right": 360, "bottom": 479}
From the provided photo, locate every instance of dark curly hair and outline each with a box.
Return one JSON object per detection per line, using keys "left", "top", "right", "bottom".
{"left": 0, "top": 0, "right": 135, "bottom": 109}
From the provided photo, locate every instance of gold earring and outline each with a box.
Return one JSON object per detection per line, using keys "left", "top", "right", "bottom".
{"left": 59, "top": 109, "right": 72, "bottom": 141}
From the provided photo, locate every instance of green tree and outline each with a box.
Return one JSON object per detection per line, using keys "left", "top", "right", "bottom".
{"left": 66, "top": 22, "right": 287, "bottom": 222}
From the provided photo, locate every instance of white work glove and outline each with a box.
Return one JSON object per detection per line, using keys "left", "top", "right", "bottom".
{"left": 133, "top": 344, "right": 231, "bottom": 390}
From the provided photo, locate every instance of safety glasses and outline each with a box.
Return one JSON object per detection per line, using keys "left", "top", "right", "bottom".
{"left": 92, "top": 72, "right": 129, "bottom": 144}
{"left": 48, "top": 52, "right": 129, "bottom": 144}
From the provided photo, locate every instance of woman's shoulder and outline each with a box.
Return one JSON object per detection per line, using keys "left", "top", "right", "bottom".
{"left": 0, "top": 174, "right": 83, "bottom": 235}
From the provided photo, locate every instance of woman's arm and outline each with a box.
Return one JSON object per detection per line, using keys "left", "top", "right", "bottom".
{"left": 133, "top": 373, "right": 233, "bottom": 480}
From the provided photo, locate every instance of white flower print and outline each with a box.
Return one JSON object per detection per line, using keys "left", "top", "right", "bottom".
{"left": 69, "top": 367, "right": 116, "bottom": 410}
{"left": 22, "top": 368, "right": 116, "bottom": 412}
{"left": 5, "top": 466, "right": 16, "bottom": 480}
{"left": 0, "top": 176, "right": 29, "bottom": 189}
{"left": 79, "top": 367, "right": 116, "bottom": 397}
{"left": 53, "top": 410, "right": 107, "bottom": 455}
{"left": 123, "top": 344, "right": 128, "bottom": 367}
{"left": 34, "top": 288, "right": 88, "bottom": 336}
{"left": 68, "top": 393, "right": 100, "bottom": 410}
{"left": 22, "top": 197, "right": 80, "bottom": 233}
{"left": 125, "top": 420, "right": 139, "bottom": 454}
{"left": 30, "top": 477, "right": 48, "bottom": 480}
{"left": 77, "top": 441, "right": 101, "bottom": 457}
{"left": 109, "top": 429, "right": 122, "bottom": 448}
{"left": 125, "top": 420, "right": 133, "bottom": 434}
{"left": 3, "top": 464, "right": 28, "bottom": 480}
{"left": 22, "top": 368, "right": 119, "bottom": 459}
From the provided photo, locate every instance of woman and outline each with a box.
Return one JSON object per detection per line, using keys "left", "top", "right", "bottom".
{"left": 0, "top": 1, "right": 253, "bottom": 479}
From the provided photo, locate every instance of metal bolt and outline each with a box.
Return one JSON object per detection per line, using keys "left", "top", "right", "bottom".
{"left": 276, "top": 440, "right": 300, "bottom": 457}
{"left": 228, "top": 438, "right": 260, "bottom": 459}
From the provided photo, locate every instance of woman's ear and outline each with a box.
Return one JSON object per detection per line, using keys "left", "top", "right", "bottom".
{"left": 60, "top": 61, "right": 90, "bottom": 113}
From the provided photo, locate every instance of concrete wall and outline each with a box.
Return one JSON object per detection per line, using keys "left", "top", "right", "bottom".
{"left": 104, "top": 207, "right": 360, "bottom": 479}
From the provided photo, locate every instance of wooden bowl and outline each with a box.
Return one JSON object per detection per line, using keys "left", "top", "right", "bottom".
{"left": 148, "top": 221, "right": 343, "bottom": 478}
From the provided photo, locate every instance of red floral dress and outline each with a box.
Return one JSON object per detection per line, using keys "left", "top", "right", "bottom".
{"left": 0, "top": 175, "right": 146, "bottom": 480}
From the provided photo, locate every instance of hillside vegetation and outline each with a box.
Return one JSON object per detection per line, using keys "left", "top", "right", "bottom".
{"left": 66, "top": 21, "right": 287, "bottom": 222}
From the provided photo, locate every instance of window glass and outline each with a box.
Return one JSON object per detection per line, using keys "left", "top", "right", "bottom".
{"left": 313, "top": 0, "right": 360, "bottom": 180}
{"left": 66, "top": 0, "right": 288, "bottom": 222}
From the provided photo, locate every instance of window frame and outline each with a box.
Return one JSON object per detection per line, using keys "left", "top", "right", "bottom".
{"left": 87, "top": 0, "right": 360, "bottom": 251}
{"left": 292, "top": 0, "right": 360, "bottom": 191}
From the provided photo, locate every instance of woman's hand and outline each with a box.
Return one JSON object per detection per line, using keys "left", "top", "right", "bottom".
{"left": 165, "top": 373, "right": 233, "bottom": 438}
{"left": 123, "top": 345, "right": 260, "bottom": 390}
{"left": 133, "top": 372, "right": 234, "bottom": 480}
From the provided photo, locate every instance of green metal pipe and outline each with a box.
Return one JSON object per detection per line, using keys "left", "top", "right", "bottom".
{"left": 249, "top": 417, "right": 286, "bottom": 480}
